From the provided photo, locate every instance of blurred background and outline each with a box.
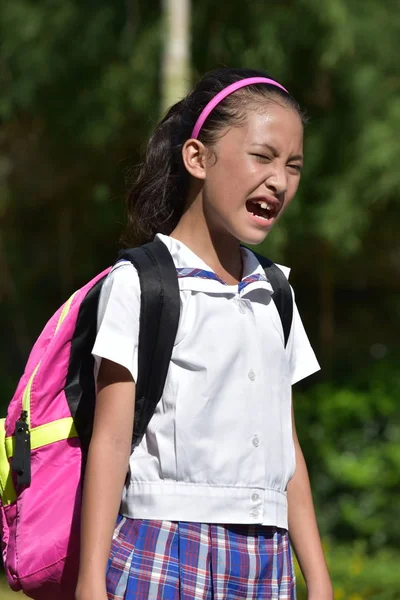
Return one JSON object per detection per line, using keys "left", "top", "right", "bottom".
{"left": 1, "top": 1, "right": 399, "bottom": 598}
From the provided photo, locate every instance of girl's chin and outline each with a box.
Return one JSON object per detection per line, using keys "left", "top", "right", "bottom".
{"left": 239, "top": 223, "right": 275, "bottom": 246}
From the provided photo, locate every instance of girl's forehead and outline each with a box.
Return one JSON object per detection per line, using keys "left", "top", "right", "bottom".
{"left": 247, "top": 104, "right": 302, "bottom": 135}
{"left": 224, "top": 104, "right": 303, "bottom": 149}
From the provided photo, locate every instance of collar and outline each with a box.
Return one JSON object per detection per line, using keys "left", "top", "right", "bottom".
{"left": 155, "top": 234, "right": 290, "bottom": 296}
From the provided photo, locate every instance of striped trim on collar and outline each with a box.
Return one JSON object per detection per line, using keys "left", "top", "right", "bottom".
{"left": 176, "top": 268, "right": 268, "bottom": 293}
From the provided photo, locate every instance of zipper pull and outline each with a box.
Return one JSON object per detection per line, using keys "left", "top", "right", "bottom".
{"left": 12, "top": 411, "right": 31, "bottom": 486}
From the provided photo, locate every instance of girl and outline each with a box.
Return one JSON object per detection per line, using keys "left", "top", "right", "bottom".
{"left": 75, "top": 68, "right": 333, "bottom": 600}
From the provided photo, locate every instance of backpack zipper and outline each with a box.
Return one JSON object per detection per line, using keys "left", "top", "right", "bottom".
{"left": 11, "top": 410, "right": 31, "bottom": 486}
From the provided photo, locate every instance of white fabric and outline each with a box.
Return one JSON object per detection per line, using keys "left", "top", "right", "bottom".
{"left": 92, "top": 234, "right": 320, "bottom": 529}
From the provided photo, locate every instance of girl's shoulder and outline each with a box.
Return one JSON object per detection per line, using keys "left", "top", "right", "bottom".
{"left": 99, "top": 260, "right": 141, "bottom": 312}
{"left": 105, "top": 259, "right": 139, "bottom": 286}
{"left": 109, "top": 258, "right": 137, "bottom": 275}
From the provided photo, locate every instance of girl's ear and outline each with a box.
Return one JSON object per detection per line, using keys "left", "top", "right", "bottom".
{"left": 182, "top": 139, "right": 207, "bottom": 180}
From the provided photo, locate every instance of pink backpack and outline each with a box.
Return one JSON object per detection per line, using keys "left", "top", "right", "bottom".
{"left": 0, "top": 242, "right": 180, "bottom": 599}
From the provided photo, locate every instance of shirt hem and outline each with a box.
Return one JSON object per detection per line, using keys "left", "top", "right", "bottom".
{"left": 121, "top": 481, "right": 288, "bottom": 529}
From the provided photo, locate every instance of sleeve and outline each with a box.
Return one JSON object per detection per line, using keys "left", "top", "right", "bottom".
{"left": 92, "top": 261, "right": 140, "bottom": 382}
{"left": 286, "top": 287, "right": 320, "bottom": 385}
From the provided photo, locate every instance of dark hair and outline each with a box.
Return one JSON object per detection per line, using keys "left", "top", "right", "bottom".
{"left": 122, "top": 67, "right": 305, "bottom": 247}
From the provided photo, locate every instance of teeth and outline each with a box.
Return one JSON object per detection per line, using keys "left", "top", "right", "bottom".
{"left": 257, "top": 201, "right": 272, "bottom": 211}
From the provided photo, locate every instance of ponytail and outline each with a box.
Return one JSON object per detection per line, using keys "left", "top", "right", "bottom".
{"left": 122, "top": 101, "right": 190, "bottom": 247}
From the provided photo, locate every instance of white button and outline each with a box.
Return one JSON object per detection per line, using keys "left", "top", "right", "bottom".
{"left": 252, "top": 435, "right": 260, "bottom": 448}
{"left": 248, "top": 370, "right": 256, "bottom": 381}
{"left": 250, "top": 509, "right": 259, "bottom": 519}
{"left": 251, "top": 493, "right": 260, "bottom": 502}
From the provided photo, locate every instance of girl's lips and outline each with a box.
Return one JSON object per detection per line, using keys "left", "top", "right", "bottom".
{"left": 245, "top": 197, "right": 280, "bottom": 229}
{"left": 247, "top": 210, "right": 276, "bottom": 228}
{"left": 247, "top": 196, "right": 281, "bottom": 219}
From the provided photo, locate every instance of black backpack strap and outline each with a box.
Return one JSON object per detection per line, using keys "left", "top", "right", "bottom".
{"left": 118, "top": 241, "right": 180, "bottom": 443}
{"left": 253, "top": 252, "right": 293, "bottom": 348}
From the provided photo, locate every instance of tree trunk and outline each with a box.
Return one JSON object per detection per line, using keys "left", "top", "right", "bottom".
{"left": 161, "top": 0, "right": 191, "bottom": 114}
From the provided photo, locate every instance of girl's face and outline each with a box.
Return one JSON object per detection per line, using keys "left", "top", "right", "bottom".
{"left": 201, "top": 102, "right": 304, "bottom": 245}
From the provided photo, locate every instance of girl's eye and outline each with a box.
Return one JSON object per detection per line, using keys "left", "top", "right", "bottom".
{"left": 252, "top": 154, "right": 271, "bottom": 162}
{"left": 288, "top": 164, "right": 303, "bottom": 173}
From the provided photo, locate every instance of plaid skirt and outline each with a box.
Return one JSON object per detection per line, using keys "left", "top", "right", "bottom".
{"left": 106, "top": 516, "right": 296, "bottom": 599}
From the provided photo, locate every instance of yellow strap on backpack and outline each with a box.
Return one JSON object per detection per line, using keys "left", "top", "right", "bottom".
{"left": 0, "top": 418, "right": 17, "bottom": 505}
{"left": 0, "top": 417, "right": 78, "bottom": 506}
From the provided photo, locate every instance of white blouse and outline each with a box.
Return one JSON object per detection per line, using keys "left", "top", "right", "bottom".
{"left": 92, "top": 234, "right": 320, "bottom": 529}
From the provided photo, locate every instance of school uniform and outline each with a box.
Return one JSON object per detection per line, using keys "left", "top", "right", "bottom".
{"left": 92, "top": 233, "right": 320, "bottom": 599}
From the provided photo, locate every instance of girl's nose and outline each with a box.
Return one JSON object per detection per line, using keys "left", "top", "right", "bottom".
{"left": 265, "top": 166, "right": 287, "bottom": 195}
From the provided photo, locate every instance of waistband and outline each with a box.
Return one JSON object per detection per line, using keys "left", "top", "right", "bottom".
{"left": 120, "top": 481, "right": 288, "bottom": 529}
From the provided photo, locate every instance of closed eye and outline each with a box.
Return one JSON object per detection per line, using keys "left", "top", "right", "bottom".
{"left": 288, "top": 164, "right": 303, "bottom": 173}
{"left": 251, "top": 153, "right": 272, "bottom": 162}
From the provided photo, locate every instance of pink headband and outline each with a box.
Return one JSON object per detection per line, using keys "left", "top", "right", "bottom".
{"left": 191, "top": 77, "right": 289, "bottom": 139}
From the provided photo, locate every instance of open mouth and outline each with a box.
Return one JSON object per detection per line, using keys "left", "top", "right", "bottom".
{"left": 246, "top": 199, "right": 277, "bottom": 221}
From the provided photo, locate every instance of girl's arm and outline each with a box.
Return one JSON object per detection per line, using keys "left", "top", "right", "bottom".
{"left": 75, "top": 359, "right": 135, "bottom": 600}
{"left": 287, "top": 403, "right": 334, "bottom": 600}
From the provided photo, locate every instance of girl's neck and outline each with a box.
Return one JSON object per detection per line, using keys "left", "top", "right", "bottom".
{"left": 170, "top": 203, "right": 243, "bottom": 285}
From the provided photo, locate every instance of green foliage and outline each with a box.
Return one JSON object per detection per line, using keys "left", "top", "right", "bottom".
{"left": 0, "top": 0, "right": 162, "bottom": 146}
{"left": 296, "top": 542, "right": 400, "bottom": 600}
{"left": 295, "top": 362, "right": 400, "bottom": 550}
{"left": 0, "top": 576, "right": 21, "bottom": 599}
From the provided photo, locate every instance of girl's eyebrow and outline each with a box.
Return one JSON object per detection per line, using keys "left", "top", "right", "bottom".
{"left": 251, "top": 142, "right": 304, "bottom": 163}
